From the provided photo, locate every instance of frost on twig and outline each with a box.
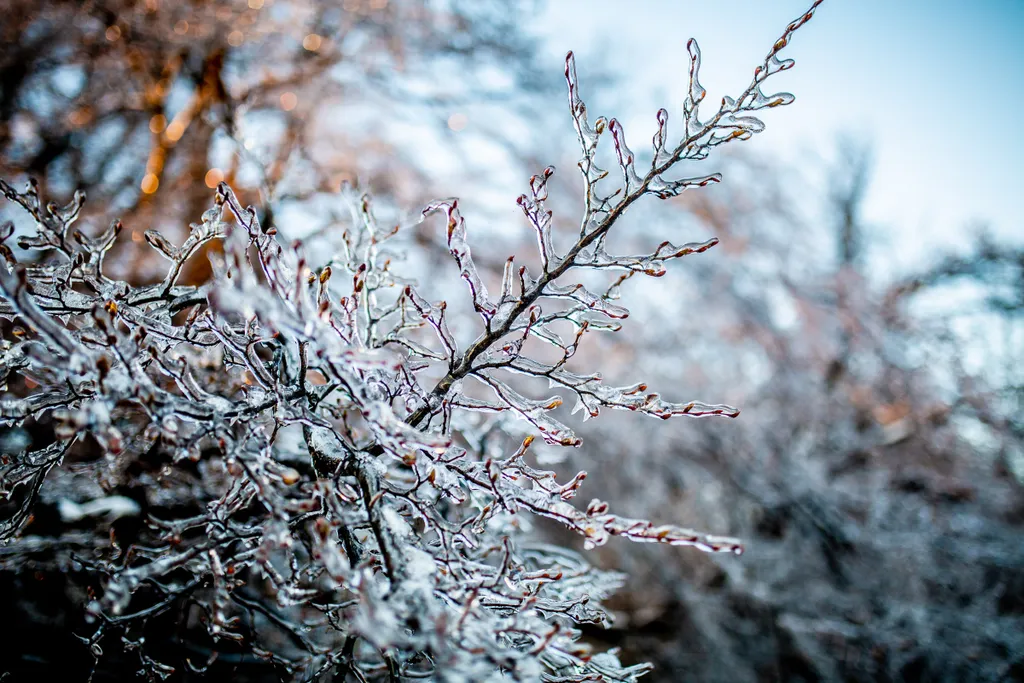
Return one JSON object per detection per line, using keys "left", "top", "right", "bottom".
{"left": 0, "top": 3, "right": 824, "bottom": 679}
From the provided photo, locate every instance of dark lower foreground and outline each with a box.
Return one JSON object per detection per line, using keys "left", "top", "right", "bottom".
{"left": 0, "top": 570, "right": 292, "bottom": 682}
{"left": 4, "top": 531, "right": 1023, "bottom": 683}
{"left": 589, "top": 575, "right": 1024, "bottom": 683}
{"left": 2, "top": 463, "right": 1023, "bottom": 682}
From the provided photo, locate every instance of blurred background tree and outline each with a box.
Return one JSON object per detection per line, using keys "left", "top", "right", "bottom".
{"left": 557, "top": 145, "right": 1024, "bottom": 681}
{"left": 0, "top": 0, "right": 549, "bottom": 283}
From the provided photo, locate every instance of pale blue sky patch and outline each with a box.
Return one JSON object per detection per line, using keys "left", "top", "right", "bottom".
{"left": 530, "top": 0, "right": 1024, "bottom": 269}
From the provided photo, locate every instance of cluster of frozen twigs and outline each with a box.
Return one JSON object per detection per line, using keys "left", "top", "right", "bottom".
{"left": 0, "top": 3, "right": 823, "bottom": 680}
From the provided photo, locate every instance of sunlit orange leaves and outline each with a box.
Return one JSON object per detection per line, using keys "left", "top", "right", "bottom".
{"left": 302, "top": 34, "right": 322, "bottom": 52}
{"left": 165, "top": 119, "right": 185, "bottom": 142}
{"left": 204, "top": 168, "right": 225, "bottom": 188}
{"left": 140, "top": 173, "right": 159, "bottom": 194}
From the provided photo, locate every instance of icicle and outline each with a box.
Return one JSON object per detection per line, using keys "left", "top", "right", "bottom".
{"left": 422, "top": 199, "right": 496, "bottom": 321}
{"left": 607, "top": 119, "right": 643, "bottom": 192}
{"left": 683, "top": 39, "right": 707, "bottom": 138}
{"left": 652, "top": 108, "right": 672, "bottom": 165}
{"left": 564, "top": 52, "right": 602, "bottom": 158}
{"left": 478, "top": 374, "right": 580, "bottom": 447}
{"left": 648, "top": 172, "right": 722, "bottom": 200}
{"left": 517, "top": 166, "right": 561, "bottom": 273}
{"left": 543, "top": 281, "right": 629, "bottom": 320}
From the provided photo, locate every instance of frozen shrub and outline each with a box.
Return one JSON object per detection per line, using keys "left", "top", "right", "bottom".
{"left": 0, "top": 3, "right": 825, "bottom": 679}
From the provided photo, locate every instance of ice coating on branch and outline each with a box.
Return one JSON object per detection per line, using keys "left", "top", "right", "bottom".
{"left": 477, "top": 375, "right": 581, "bottom": 447}
{"left": 683, "top": 39, "right": 707, "bottom": 138}
{"left": 451, "top": 453, "right": 743, "bottom": 555}
{"left": 422, "top": 199, "right": 496, "bottom": 321}
{"left": 609, "top": 119, "right": 643, "bottom": 192}
{"left": 564, "top": 51, "right": 602, "bottom": 157}
{"left": 564, "top": 51, "right": 609, "bottom": 213}
{"left": 653, "top": 107, "right": 672, "bottom": 165}
{"left": 543, "top": 280, "right": 630, "bottom": 319}
{"left": 517, "top": 166, "right": 563, "bottom": 277}
{"left": 648, "top": 172, "right": 723, "bottom": 200}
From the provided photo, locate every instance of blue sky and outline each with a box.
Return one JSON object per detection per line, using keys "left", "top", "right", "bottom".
{"left": 531, "top": 0, "right": 1024, "bottom": 270}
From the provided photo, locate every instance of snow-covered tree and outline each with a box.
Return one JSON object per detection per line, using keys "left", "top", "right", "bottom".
{"left": 0, "top": 2, "right": 826, "bottom": 679}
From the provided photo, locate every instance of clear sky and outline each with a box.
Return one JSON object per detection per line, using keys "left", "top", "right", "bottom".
{"left": 531, "top": 0, "right": 1024, "bottom": 270}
